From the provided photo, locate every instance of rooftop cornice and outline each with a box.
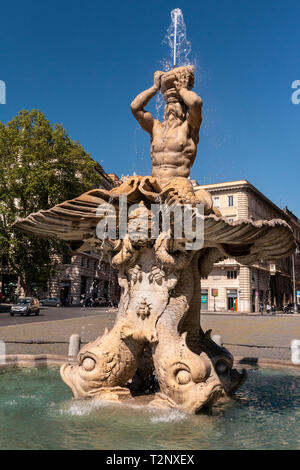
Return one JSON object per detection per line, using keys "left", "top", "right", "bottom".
{"left": 195, "top": 179, "right": 300, "bottom": 227}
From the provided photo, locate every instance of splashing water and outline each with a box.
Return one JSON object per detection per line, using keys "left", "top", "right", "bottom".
{"left": 1, "top": 367, "right": 299, "bottom": 450}
{"left": 155, "top": 91, "right": 165, "bottom": 122}
{"left": 150, "top": 409, "right": 187, "bottom": 423}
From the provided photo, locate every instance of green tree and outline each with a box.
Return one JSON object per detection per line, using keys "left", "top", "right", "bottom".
{"left": 0, "top": 110, "right": 103, "bottom": 296}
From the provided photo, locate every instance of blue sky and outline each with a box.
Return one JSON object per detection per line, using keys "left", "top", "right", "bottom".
{"left": 0, "top": 0, "right": 299, "bottom": 216}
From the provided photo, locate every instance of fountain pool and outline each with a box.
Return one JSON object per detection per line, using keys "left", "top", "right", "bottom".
{"left": 0, "top": 366, "right": 299, "bottom": 450}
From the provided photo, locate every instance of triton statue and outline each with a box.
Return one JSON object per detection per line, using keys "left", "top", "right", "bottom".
{"left": 14, "top": 67, "right": 295, "bottom": 413}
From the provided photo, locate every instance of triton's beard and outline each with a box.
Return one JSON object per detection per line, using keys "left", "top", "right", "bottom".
{"left": 164, "top": 101, "right": 187, "bottom": 122}
{"left": 165, "top": 114, "right": 185, "bottom": 126}
{"left": 164, "top": 109, "right": 186, "bottom": 122}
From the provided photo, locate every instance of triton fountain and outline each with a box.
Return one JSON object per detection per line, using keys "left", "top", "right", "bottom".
{"left": 13, "top": 11, "right": 295, "bottom": 414}
{"left": 14, "top": 64, "right": 295, "bottom": 413}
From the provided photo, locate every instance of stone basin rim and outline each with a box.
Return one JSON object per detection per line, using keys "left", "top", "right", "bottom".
{"left": 0, "top": 354, "right": 299, "bottom": 371}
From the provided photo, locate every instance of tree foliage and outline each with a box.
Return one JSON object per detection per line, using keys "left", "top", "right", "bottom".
{"left": 0, "top": 110, "right": 103, "bottom": 295}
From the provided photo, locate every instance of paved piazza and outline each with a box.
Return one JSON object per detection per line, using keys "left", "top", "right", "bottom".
{"left": 0, "top": 307, "right": 298, "bottom": 361}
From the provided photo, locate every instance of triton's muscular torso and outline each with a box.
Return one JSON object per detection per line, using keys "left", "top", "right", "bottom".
{"left": 151, "top": 119, "right": 198, "bottom": 188}
{"left": 130, "top": 68, "right": 203, "bottom": 190}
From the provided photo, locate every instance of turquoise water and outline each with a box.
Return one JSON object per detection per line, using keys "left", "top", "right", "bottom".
{"left": 0, "top": 366, "right": 299, "bottom": 450}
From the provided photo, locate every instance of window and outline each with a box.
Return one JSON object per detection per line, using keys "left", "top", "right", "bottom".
{"left": 228, "top": 196, "right": 234, "bottom": 207}
{"left": 81, "top": 257, "right": 84, "bottom": 267}
{"left": 62, "top": 255, "right": 71, "bottom": 265}
{"left": 87, "top": 259, "right": 90, "bottom": 268}
{"left": 227, "top": 218, "right": 234, "bottom": 223}
{"left": 213, "top": 197, "right": 220, "bottom": 208}
{"left": 227, "top": 270, "right": 237, "bottom": 279}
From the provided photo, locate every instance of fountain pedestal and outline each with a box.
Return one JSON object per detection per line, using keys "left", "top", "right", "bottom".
{"left": 60, "top": 232, "right": 247, "bottom": 413}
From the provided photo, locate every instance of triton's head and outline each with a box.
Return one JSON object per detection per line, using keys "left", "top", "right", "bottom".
{"left": 161, "top": 65, "right": 195, "bottom": 104}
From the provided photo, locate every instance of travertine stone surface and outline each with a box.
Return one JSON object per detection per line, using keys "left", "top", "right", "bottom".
{"left": 14, "top": 67, "right": 295, "bottom": 413}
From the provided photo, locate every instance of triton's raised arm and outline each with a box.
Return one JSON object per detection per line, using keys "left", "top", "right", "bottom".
{"left": 174, "top": 76, "right": 202, "bottom": 130}
{"left": 130, "top": 71, "right": 164, "bottom": 135}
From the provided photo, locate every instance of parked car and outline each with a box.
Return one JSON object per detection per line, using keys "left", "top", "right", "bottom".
{"left": 39, "top": 297, "right": 61, "bottom": 307}
{"left": 10, "top": 297, "right": 40, "bottom": 316}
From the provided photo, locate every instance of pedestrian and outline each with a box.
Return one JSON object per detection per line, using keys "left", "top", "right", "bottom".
{"left": 259, "top": 302, "right": 264, "bottom": 315}
{"left": 80, "top": 294, "right": 85, "bottom": 308}
{"left": 271, "top": 305, "right": 276, "bottom": 315}
{"left": 266, "top": 304, "right": 271, "bottom": 315}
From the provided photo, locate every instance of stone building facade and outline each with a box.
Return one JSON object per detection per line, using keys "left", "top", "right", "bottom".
{"left": 193, "top": 180, "right": 300, "bottom": 313}
{"left": 0, "top": 165, "right": 121, "bottom": 304}
{"left": 45, "top": 170, "right": 121, "bottom": 305}
{"left": 47, "top": 251, "right": 119, "bottom": 305}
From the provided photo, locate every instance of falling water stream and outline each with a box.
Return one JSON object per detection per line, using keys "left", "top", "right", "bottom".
{"left": 167, "top": 8, "right": 191, "bottom": 68}
{"left": 155, "top": 8, "right": 192, "bottom": 120}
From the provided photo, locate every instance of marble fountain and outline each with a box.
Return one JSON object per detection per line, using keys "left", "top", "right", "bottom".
{"left": 13, "top": 65, "right": 296, "bottom": 416}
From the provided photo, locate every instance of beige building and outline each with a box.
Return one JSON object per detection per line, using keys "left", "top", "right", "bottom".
{"left": 193, "top": 180, "right": 300, "bottom": 313}
{"left": 0, "top": 164, "right": 121, "bottom": 305}
{"left": 46, "top": 251, "right": 119, "bottom": 305}
{"left": 45, "top": 170, "right": 121, "bottom": 305}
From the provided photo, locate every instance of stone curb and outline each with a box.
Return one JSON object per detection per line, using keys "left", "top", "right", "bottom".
{"left": 234, "top": 356, "right": 300, "bottom": 370}
{"left": 0, "top": 354, "right": 299, "bottom": 370}
{"left": 0, "top": 354, "right": 76, "bottom": 368}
